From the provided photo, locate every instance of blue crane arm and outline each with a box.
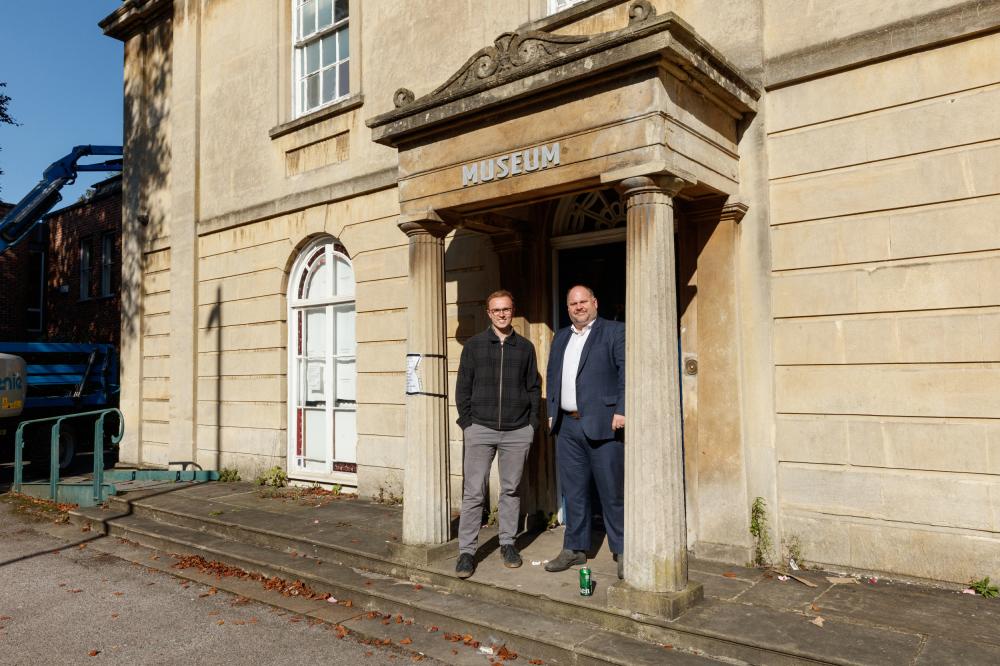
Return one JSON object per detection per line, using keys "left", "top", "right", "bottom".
{"left": 0, "top": 145, "right": 123, "bottom": 254}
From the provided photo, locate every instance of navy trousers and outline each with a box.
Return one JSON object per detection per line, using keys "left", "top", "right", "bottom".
{"left": 556, "top": 414, "right": 625, "bottom": 555}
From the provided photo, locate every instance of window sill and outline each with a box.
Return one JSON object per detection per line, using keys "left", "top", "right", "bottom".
{"left": 269, "top": 93, "right": 364, "bottom": 141}
{"left": 521, "top": 0, "right": 620, "bottom": 33}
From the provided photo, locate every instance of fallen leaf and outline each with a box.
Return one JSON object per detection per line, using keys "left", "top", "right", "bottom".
{"left": 413, "top": 584, "right": 423, "bottom": 591}
{"left": 722, "top": 572, "right": 737, "bottom": 578}
{"left": 400, "top": 638, "right": 413, "bottom": 645}
{"left": 528, "top": 661, "right": 544, "bottom": 665}
{"left": 810, "top": 604, "right": 821, "bottom": 612}
{"left": 78, "top": 543, "right": 87, "bottom": 550}
{"left": 88, "top": 650, "right": 100, "bottom": 657}
{"left": 217, "top": 620, "right": 225, "bottom": 625}
{"left": 810, "top": 616, "right": 825, "bottom": 628}
{"left": 662, "top": 644, "right": 673, "bottom": 649}
{"left": 112, "top": 592, "right": 124, "bottom": 597}
{"left": 111, "top": 613, "right": 119, "bottom": 619}
{"left": 428, "top": 626, "right": 439, "bottom": 632}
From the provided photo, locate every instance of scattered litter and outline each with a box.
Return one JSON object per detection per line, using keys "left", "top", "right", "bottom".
{"left": 479, "top": 646, "right": 494, "bottom": 655}
{"left": 313, "top": 520, "right": 320, "bottom": 524}
{"left": 777, "top": 575, "right": 789, "bottom": 581}
{"left": 867, "top": 577, "right": 878, "bottom": 585}
{"left": 826, "top": 576, "right": 858, "bottom": 585}
{"left": 542, "top": 560, "right": 549, "bottom": 564}
{"left": 789, "top": 558, "right": 800, "bottom": 571}
{"left": 962, "top": 589, "right": 977, "bottom": 595}
{"left": 772, "top": 569, "right": 817, "bottom": 587}
{"left": 327, "top": 597, "right": 339, "bottom": 604}
{"left": 531, "top": 561, "right": 541, "bottom": 566}
{"left": 810, "top": 616, "right": 825, "bottom": 628}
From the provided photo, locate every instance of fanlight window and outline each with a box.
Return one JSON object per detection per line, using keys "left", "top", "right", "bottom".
{"left": 287, "top": 238, "right": 357, "bottom": 481}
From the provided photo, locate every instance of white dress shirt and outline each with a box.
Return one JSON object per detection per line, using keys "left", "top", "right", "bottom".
{"left": 560, "top": 319, "right": 595, "bottom": 412}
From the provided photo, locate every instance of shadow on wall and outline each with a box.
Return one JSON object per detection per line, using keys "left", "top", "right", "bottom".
{"left": 119, "top": 17, "right": 172, "bottom": 351}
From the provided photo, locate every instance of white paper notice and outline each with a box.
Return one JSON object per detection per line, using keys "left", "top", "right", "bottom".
{"left": 406, "top": 354, "right": 421, "bottom": 394}
{"left": 307, "top": 364, "right": 324, "bottom": 391}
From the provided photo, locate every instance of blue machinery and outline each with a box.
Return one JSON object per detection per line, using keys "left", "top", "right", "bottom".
{"left": 0, "top": 145, "right": 122, "bottom": 254}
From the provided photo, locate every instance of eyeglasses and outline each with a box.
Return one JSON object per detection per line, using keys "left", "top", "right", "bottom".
{"left": 488, "top": 307, "right": 513, "bottom": 315}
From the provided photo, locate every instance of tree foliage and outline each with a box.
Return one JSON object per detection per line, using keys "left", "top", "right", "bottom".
{"left": 0, "top": 82, "right": 14, "bottom": 126}
{"left": 0, "top": 81, "right": 16, "bottom": 191}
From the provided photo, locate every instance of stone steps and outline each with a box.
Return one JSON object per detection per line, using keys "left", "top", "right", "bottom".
{"left": 71, "top": 503, "right": 723, "bottom": 665}
{"left": 68, "top": 489, "right": 915, "bottom": 665}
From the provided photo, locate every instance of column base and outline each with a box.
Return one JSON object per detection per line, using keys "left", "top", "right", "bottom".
{"left": 606, "top": 580, "right": 704, "bottom": 619}
{"left": 388, "top": 539, "right": 457, "bottom": 567}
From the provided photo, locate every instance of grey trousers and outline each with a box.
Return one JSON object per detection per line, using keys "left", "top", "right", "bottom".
{"left": 458, "top": 423, "right": 534, "bottom": 555}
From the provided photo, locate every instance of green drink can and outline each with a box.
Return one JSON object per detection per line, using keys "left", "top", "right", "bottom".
{"left": 579, "top": 567, "right": 593, "bottom": 596}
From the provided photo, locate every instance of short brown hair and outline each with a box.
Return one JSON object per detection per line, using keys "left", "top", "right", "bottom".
{"left": 486, "top": 289, "right": 514, "bottom": 308}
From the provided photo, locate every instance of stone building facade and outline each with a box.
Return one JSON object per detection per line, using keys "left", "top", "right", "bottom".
{"left": 101, "top": 0, "right": 1000, "bottom": 591}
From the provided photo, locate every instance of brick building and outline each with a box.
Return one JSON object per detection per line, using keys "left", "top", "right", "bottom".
{"left": 0, "top": 175, "right": 121, "bottom": 345}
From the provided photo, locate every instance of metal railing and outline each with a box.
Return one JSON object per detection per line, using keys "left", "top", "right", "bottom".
{"left": 13, "top": 408, "right": 124, "bottom": 504}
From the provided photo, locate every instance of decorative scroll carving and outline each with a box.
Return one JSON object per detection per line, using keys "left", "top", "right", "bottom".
{"left": 393, "top": 88, "right": 415, "bottom": 108}
{"left": 628, "top": 0, "right": 657, "bottom": 24}
{"left": 431, "top": 31, "right": 588, "bottom": 99}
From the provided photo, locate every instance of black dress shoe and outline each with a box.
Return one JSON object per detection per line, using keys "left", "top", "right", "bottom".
{"left": 617, "top": 555, "right": 624, "bottom": 580}
{"left": 544, "top": 549, "right": 586, "bottom": 572}
{"left": 456, "top": 552, "right": 475, "bottom": 579}
{"left": 500, "top": 544, "right": 522, "bottom": 568}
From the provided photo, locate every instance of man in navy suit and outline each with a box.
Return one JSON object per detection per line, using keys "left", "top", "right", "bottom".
{"left": 544, "top": 285, "right": 626, "bottom": 579}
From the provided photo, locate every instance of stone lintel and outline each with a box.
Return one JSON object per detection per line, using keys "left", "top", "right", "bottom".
{"left": 606, "top": 580, "right": 704, "bottom": 620}
{"left": 368, "top": 9, "right": 758, "bottom": 147}
{"left": 721, "top": 200, "right": 749, "bottom": 223}
{"left": 388, "top": 540, "right": 457, "bottom": 567}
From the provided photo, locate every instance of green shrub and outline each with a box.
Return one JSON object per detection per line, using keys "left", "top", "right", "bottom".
{"left": 254, "top": 466, "right": 288, "bottom": 488}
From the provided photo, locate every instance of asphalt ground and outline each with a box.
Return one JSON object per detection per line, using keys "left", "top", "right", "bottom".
{"left": 0, "top": 501, "right": 426, "bottom": 665}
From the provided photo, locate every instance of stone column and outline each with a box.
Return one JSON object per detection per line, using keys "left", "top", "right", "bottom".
{"left": 607, "top": 174, "right": 703, "bottom": 618}
{"left": 398, "top": 213, "right": 452, "bottom": 552}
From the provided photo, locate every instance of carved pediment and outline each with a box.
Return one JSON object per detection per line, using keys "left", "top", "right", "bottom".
{"left": 432, "top": 31, "right": 589, "bottom": 99}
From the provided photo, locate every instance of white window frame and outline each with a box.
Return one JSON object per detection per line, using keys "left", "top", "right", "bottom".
{"left": 286, "top": 236, "right": 358, "bottom": 486}
{"left": 79, "top": 238, "right": 92, "bottom": 301}
{"left": 100, "top": 233, "right": 114, "bottom": 297}
{"left": 293, "top": 0, "right": 350, "bottom": 117}
{"left": 548, "top": 0, "right": 588, "bottom": 15}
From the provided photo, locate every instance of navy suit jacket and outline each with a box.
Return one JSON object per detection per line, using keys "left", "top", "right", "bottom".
{"left": 546, "top": 317, "right": 625, "bottom": 441}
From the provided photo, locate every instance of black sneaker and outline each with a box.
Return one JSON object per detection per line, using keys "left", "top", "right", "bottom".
{"left": 615, "top": 553, "right": 624, "bottom": 580}
{"left": 500, "top": 544, "right": 522, "bottom": 568}
{"left": 544, "top": 549, "right": 587, "bottom": 572}
{"left": 456, "top": 552, "right": 475, "bottom": 579}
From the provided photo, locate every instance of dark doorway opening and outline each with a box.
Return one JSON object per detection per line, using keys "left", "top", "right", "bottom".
{"left": 554, "top": 241, "right": 626, "bottom": 327}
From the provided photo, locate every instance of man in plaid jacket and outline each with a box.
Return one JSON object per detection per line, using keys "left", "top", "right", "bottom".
{"left": 454, "top": 289, "right": 540, "bottom": 578}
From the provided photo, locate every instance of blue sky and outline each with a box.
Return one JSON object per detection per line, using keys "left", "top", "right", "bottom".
{"left": 0, "top": 1, "right": 123, "bottom": 207}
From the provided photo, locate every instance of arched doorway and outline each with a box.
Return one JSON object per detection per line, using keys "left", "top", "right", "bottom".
{"left": 286, "top": 236, "right": 357, "bottom": 485}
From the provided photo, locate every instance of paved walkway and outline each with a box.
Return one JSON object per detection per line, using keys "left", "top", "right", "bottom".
{"left": 69, "top": 482, "right": 1000, "bottom": 664}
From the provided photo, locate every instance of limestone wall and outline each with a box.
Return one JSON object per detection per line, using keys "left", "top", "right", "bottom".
{"left": 765, "top": 29, "right": 1000, "bottom": 582}
{"left": 140, "top": 248, "right": 171, "bottom": 466}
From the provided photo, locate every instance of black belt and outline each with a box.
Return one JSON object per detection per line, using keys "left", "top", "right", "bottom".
{"left": 562, "top": 410, "right": 580, "bottom": 419}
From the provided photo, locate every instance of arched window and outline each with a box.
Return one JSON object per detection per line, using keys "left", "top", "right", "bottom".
{"left": 287, "top": 237, "right": 357, "bottom": 482}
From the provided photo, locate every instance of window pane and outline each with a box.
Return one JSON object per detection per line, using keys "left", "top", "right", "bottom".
{"left": 338, "top": 27, "right": 349, "bottom": 61}
{"left": 321, "top": 33, "right": 337, "bottom": 67}
{"left": 334, "top": 0, "right": 348, "bottom": 22}
{"left": 335, "top": 359, "right": 356, "bottom": 402}
{"left": 306, "top": 73, "right": 320, "bottom": 109}
{"left": 302, "top": 408, "right": 328, "bottom": 469}
{"left": 338, "top": 61, "right": 349, "bottom": 98}
{"left": 333, "top": 256, "right": 354, "bottom": 296}
{"left": 302, "top": 358, "right": 326, "bottom": 405}
{"left": 305, "top": 40, "right": 320, "bottom": 73}
{"left": 322, "top": 68, "right": 337, "bottom": 104}
{"left": 304, "top": 255, "right": 329, "bottom": 299}
{"left": 333, "top": 305, "right": 355, "bottom": 357}
{"left": 333, "top": 410, "right": 356, "bottom": 464}
{"left": 317, "top": 0, "right": 332, "bottom": 29}
{"left": 301, "top": 0, "right": 316, "bottom": 37}
{"left": 305, "top": 307, "right": 326, "bottom": 356}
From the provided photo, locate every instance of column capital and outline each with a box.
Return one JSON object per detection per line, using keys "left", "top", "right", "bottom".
{"left": 398, "top": 210, "right": 450, "bottom": 238}
{"left": 601, "top": 161, "right": 695, "bottom": 198}
{"left": 617, "top": 174, "right": 688, "bottom": 198}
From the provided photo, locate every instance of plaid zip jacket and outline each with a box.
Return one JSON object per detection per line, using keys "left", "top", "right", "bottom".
{"left": 455, "top": 326, "right": 541, "bottom": 431}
